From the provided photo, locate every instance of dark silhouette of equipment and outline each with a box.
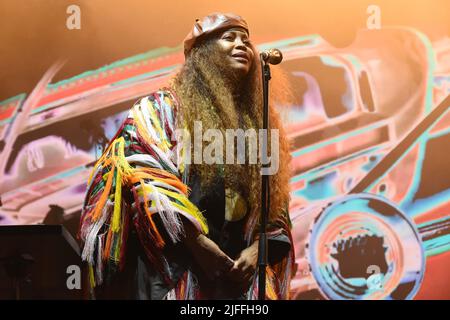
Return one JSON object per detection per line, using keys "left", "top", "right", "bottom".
{"left": 42, "top": 204, "right": 65, "bottom": 225}
{"left": 0, "top": 225, "right": 86, "bottom": 299}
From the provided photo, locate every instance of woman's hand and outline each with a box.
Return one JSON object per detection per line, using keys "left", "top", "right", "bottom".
{"left": 192, "top": 233, "right": 235, "bottom": 280}
{"left": 228, "top": 240, "right": 259, "bottom": 288}
{"left": 182, "top": 220, "right": 234, "bottom": 280}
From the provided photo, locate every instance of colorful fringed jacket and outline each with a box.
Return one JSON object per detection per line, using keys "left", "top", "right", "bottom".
{"left": 78, "top": 88, "right": 295, "bottom": 299}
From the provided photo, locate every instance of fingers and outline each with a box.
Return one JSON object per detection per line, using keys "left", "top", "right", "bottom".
{"left": 212, "top": 255, "right": 234, "bottom": 280}
{"left": 189, "top": 238, "right": 235, "bottom": 281}
{"left": 227, "top": 259, "right": 255, "bottom": 285}
{"left": 235, "top": 255, "right": 256, "bottom": 275}
{"left": 223, "top": 255, "right": 235, "bottom": 270}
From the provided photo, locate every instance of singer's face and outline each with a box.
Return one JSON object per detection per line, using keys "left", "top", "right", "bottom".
{"left": 215, "top": 27, "right": 254, "bottom": 77}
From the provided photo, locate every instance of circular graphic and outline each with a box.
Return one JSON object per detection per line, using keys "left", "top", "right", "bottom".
{"left": 306, "top": 193, "right": 425, "bottom": 300}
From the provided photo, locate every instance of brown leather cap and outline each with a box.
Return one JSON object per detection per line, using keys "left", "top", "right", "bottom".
{"left": 183, "top": 12, "right": 249, "bottom": 56}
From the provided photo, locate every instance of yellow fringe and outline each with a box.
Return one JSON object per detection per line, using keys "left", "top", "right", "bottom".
{"left": 91, "top": 163, "right": 115, "bottom": 221}
{"left": 138, "top": 185, "right": 208, "bottom": 234}
{"left": 87, "top": 137, "right": 116, "bottom": 186}
{"left": 145, "top": 97, "right": 171, "bottom": 152}
{"left": 132, "top": 104, "right": 155, "bottom": 147}
{"left": 115, "top": 137, "right": 133, "bottom": 178}
{"left": 111, "top": 167, "right": 122, "bottom": 232}
{"left": 140, "top": 179, "right": 165, "bottom": 247}
{"left": 90, "top": 137, "right": 134, "bottom": 224}
{"left": 88, "top": 264, "right": 96, "bottom": 288}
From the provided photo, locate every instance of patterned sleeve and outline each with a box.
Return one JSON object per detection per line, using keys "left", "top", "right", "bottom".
{"left": 246, "top": 204, "right": 296, "bottom": 300}
{"left": 267, "top": 207, "right": 293, "bottom": 264}
{"left": 78, "top": 89, "right": 208, "bottom": 288}
{"left": 269, "top": 206, "right": 296, "bottom": 300}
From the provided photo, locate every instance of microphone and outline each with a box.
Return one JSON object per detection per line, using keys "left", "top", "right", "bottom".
{"left": 260, "top": 48, "right": 283, "bottom": 65}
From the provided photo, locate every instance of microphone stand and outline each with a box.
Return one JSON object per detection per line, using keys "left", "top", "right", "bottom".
{"left": 257, "top": 55, "right": 271, "bottom": 300}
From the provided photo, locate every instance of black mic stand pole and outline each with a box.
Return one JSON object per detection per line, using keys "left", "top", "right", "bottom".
{"left": 257, "top": 55, "right": 271, "bottom": 300}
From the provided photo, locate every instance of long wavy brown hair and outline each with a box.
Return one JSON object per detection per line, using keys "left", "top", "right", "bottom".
{"left": 171, "top": 33, "right": 293, "bottom": 231}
